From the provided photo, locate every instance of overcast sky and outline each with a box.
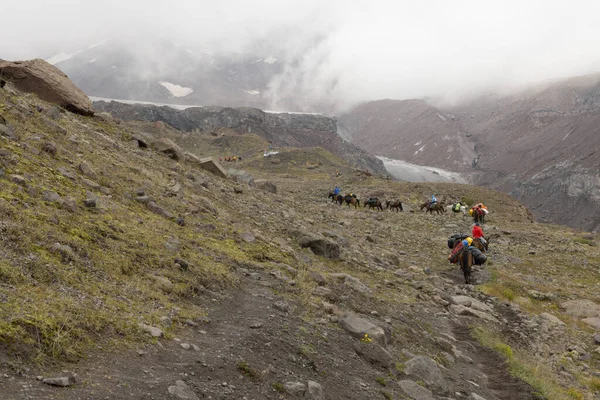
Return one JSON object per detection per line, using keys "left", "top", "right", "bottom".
{"left": 3, "top": 0, "right": 600, "bottom": 107}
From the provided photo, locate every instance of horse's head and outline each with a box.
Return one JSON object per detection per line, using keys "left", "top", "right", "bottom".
{"left": 385, "top": 201, "right": 391, "bottom": 208}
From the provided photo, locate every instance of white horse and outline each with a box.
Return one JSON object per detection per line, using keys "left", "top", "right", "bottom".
{"left": 447, "top": 204, "right": 468, "bottom": 217}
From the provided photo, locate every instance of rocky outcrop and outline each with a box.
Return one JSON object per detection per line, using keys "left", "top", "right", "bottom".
{"left": 93, "top": 101, "right": 387, "bottom": 175}
{"left": 0, "top": 59, "right": 94, "bottom": 116}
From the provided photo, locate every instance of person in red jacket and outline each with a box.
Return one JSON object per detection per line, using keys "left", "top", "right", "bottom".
{"left": 472, "top": 223, "right": 487, "bottom": 247}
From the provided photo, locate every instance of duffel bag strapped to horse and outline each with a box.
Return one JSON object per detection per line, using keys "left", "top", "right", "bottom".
{"left": 447, "top": 233, "right": 469, "bottom": 249}
{"left": 468, "top": 246, "right": 487, "bottom": 265}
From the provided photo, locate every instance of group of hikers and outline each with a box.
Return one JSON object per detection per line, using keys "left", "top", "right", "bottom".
{"left": 219, "top": 155, "right": 242, "bottom": 162}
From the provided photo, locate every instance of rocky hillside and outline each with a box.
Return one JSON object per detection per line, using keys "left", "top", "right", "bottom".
{"left": 338, "top": 74, "right": 600, "bottom": 232}
{"left": 1, "top": 67, "right": 600, "bottom": 400}
{"left": 94, "top": 100, "right": 387, "bottom": 175}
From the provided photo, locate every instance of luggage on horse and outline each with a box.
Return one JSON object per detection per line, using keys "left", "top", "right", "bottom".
{"left": 449, "top": 238, "right": 471, "bottom": 263}
{"left": 468, "top": 246, "right": 487, "bottom": 265}
{"left": 453, "top": 203, "right": 462, "bottom": 212}
{"left": 447, "top": 233, "right": 469, "bottom": 249}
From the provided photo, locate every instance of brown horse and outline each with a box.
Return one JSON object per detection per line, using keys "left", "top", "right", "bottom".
{"left": 385, "top": 200, "right": 403, "bottom": 212}
{"left": 420, "top": 202, "right": 446, "bottom": 215}
{"left": 344, "top": 194, "right": 360, "bottom": 208}
{"left": 471, "top": 237, "right": 489, "bottom": 252}
{"left": 364, "top": 198, "right": 383, "bottom": 211}
{"left": 328, "top": 192, "right": 343, "bottom": 205}
{"left": 458, "top": 247, "right": 474, "bottom": 284}
{"left": 472, "top": 207, "right": 486, "bottom": 224}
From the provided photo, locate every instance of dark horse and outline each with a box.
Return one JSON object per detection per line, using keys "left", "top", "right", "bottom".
{"left": 420, "top": 202, "right": 446, "bottom": 215}
{"left": 328, "top": 192, "right": 343, "bottom": 205}
{"left": 458, "top": 247, "right": 474, "bottom": 284}
{"left": 364, "top": 198, "right": 383, "bottom": 211}
{"left": 385, "top": 200, "right": 403, "bottom": 212}
{"left": 472, "top": 207, "right": 486, "bottom": 224}
{"left": 344, "top": 194, "right": 360, "bottom": 208}
{"left": 450, "top": 237, "right": 489, "bottom": 253}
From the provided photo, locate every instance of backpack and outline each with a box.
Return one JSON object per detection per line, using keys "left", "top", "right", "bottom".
{"left": 453, "top": 203, "right": 461, "bottom": 212}
{"left": 447, "top": 233, "right": 468, "bottom": 249}
{"left": 468, "top": 246, "right": 487, "bottom": 265}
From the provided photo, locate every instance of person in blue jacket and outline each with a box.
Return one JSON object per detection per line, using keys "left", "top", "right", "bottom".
{"left": 430, "top": 194, "right": 437, "bottom": 207}
{"left": 334, "top": 186, "right": 341, "bottom": 196}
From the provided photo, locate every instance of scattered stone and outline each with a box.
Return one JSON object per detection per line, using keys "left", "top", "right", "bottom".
{"left": 284, "top": 381, "right": 306, "bottom": 396}
{"left": 560, "top": 300, "right": 600, "bottom": 319}
{"left": 273, "top": 301, "right": 291, "bottom": 313}
{"left": 41, "top": 142, "right": 57, "bottom": 157}
{"left": 405, "top": 356, "right": 446, "bottom": 391}
{"left": 78, "top": 161, "right": 96, "bottom": 178}
{"left": 255, "top": 179, "right": 277, "bottom": 194}
{"left": 353, "top": 342, "right": 393, "bottom": 368}
{"left": 42, "top": 190, "right": 63, "bottom": 204}
{"left": 528, "top": 290, "right": 556, "bottom": 301}
{"left": 147, "top": 202, "right": 174, "bottom": 219}
{"left": 131, "top": 132, "right": 153, "bottom": 148}
{"left": 239, "top": 232, "right": 256, "bottom": 243}
{"left": 180, "top": 343, "right": 191, "bottom": 350}
{"left": 540, "top": 312, "right": 565, "bottom": 326}
{"left": 42, "top": 375, "right": 76, "bottom": 387}
{"left": 468, "top": 394, "right": 487, "bottom": 400}
{"left": 306, "top": 381, "right": 323, "bottom": 400}
{"left": 450, "top": 295, "right": 493, "bottom": 312}
{"left": 167, "top": 380, "right": 199, "bottom": 400}
{"left": 81, "top": 178, "right": 101, "bottom": 189}
{"left": 330, "top": 273, "right": 371, "bottom": 294}
{"left": 398, "top": 380, "right": 435, "bottom": 400}
{"left": 582, "top": 317, "right": 600, "bottom": 330}
{"left": 62, "top": 196, "right": 78, "bottom": 213}
{"left": 594, "top": 334, "right": 600, "bottom": 345}
{"left": 0, "top": 59, "right": 94, "bottom": 115}
{"left": 152, "top": 138, "right": 185, "bottom": 161}
{"left": 138, "top": 323, "right": 163, "bottom": 338}
{"left": 41, "top": 117, "right": 67, "bottom": 134}
{"left": 250, "top": 322, "right": 263, "bottom": 329}
{"left": 296, "top": 234, "right": 340, "bottom": 260}
{"left": 136, "top": 195, "right": 152, "bottom": 204}
{"left": 339, "top": 313, "right": 387, "bottom": 345}
{"left": 10, "top": 174, "right": 27, "bottom": 185}
{"left": 198, "top": 158, "right": 227, "bottom": 178}
{"left": 0, "top": 123, "right": 16, "bottom": 140}
{"left": 228, "top": 169, "right": 255, "bottom": 186}
{"left": 57, "top": 167, "right": 76, "bottom": 180}
{"left": 176, "top": 217, "right": 185, "bottom": 226}
{"left": 449, "top": 304, "right": 499, "bottom": 323}
{"left": 313, "top": 287, "right": 333, "bottom": 298}
{"left": 308, "top": 272, "right": 327, "bottom": 285}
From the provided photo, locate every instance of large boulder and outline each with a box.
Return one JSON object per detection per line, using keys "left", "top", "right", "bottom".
{"left": 298, "top": 236, "right": 340, "bottom": 260}
{"left": 560, "top": 300, "right": 600, "bottom": 319}
{"left": 398, "top": 380, "right": 435, "bottom": 400}
{"left": 339, "top": 313, "right": 387, "bottom": 345}
{"left": 0, "top": 59, "right": 94, "bottom": 116}
{"left": 255, "top": 179, "right": 277, "bottom": 194}
{"left": 228, "top": 168, "right": 255, "bottom": 186}
{"left": 152, "top": 138, "right": 185, "bottom": 161}
{"left": 198, "top": 158, "right": 227, "bottom": 178}
{"left": 404, "top": 356, "right": 447, "bottom": 392}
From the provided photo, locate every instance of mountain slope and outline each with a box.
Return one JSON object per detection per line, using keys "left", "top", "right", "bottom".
{"left": 93, "top": 100, "right": 387, "bottom": 175}
{"left": 339, "top": 74, "right": 600, "bottom": 231}
{"left": 1, "top": 80, "right": 600, "bottom": 399}
{"left": 50, "top": 40, "right": 282, "bottom": 108}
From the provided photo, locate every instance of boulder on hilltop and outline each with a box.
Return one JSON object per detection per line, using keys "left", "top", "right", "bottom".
{"left": 0, "top": 59, "right": 94, "bottom": 116}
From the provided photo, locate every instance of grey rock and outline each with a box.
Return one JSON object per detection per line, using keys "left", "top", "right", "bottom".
{"left": 152, "top": 138, "right": 185, "bottom": 161}
{"left": 468, "top": 394, "right": 487, "bottom": 400}
{"left": 560, "top": 299, "right": 600, "bottom": 319}
{"left": 42, "top": 376, "right": 76, "bottom": 387}
{"left": 168, "top": 380, "right": 199, "bottom": 400}
{"left": 313, "top": 287, "right": 333, "bottom": 298}
{"left": 255, "top": 179, "right": 277, "bottom": 194}
{"left": 339, "top": 313, "right": 387, "bottom": 345}
{"left": 540, "top": 312, "right": 565, "bottom": 326}
{"left": 308, "top": 272, "right": 327, "bottom": 285}
{"left": 405, "top": 356, "right": 446, "bottom": 391}
{"left": 353, "top": 342, "right": 393, "bottom": 368}
{"left": 10, "top": 174, "right": 27, "bottom": 185}
{"left": 284, "top": 381, "right": 306, "bottom": 396}
{"left": 78, "top": 161, "right": 96, "bottom": 178}
{"left": 228, "top": 168, "right": 255, "bottom": 186}
{"left": 296, "top": 234, "right": 340, "bottom": 260}
{"left": 239, "top": 232, "right": 256, "bottom": 243}
{"left": 273, "top": 301, "right": 291, "bottom": 313}
{"left": 0, "top": 123, "right": 16, "bottom": 140}
{"left": 451, "top": 295, "right": 493, "bottom": 312}
{"left": 42, "top": 190, "right": 63, "bottom": 204}
{"left": 197, "top": 158, "right": 227, "bottom": 178}
{"left": 83, "top": 198, "right": 97, "bottom": 208}
{"left": 138, "top": 323, "right": 163, "bottom": 338}
{"left": 398, "top": 380, "right": 435, "bottom": 400}
{"left": 306, "top": 381, "right": 323, "bottom": 400}
{"left": 81, "top": 178, "right": 101, "bottom": 189}
{"left": 594, "top": 334, "right": 600, "bottom": 345}
{"left": 582, "top": 317, "right": 600, "bottom": 330}
{"left": 180, "top": 343, "right": 191, "bottom": 350}
{"left": 449, "top": 304, "right": 499, "bottom": 323}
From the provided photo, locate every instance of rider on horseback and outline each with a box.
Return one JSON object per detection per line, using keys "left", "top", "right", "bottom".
{"left": 429, "top": 194, "right": 437, "bottom": 208}
{"left": 334, "top": 186, "right": 340, "bottom": 196}
{"left": 472, "top": 222, "right": 487, "bottom": 247}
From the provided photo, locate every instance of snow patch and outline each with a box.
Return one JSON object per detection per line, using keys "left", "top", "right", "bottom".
{"left": 46, "top": 52, "right": 77, "bottom": 65}
{"left": 243, "top": 90, "right": 260, "bottom": 95}
{"left": 264, "top": 56, "right": 277, "bottom": 64}
{"left": 378, "top": 156, "right": 467, "bottom": 183}
{"left": 158, "top": 81, "right": 194, "bottom": 97}
{"left": 414, "top": 145, "right": 426, "bottom": 155}
{"left": 414, "top": 141, "right": 422, "bottom": 146}
{"left": 436, "top": 112, "right": 447, "bottom": 121}
{"left": 87, "top": 58, "right": 97, "bottom": 63}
